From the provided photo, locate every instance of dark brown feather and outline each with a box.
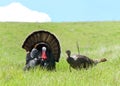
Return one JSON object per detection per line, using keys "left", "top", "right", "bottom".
{"left": 66, "top": 50, "right": 107, "bottom": 71}
{"left": 22, "top": 30, "right": 61, "bottom": 62}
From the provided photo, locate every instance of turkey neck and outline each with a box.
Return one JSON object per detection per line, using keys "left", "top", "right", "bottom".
{"left": 41, "top": 49, "right": 47, "bottom": 60}
{"left": 67, "top": 57, "right": 75, "bottom": 64}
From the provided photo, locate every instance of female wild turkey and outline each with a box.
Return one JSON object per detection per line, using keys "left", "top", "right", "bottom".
{"left": 66, "top": 50, "right": 107, "bottom": 72}
{"left": 22, "top": 30, "right": 61, "bottom": 70}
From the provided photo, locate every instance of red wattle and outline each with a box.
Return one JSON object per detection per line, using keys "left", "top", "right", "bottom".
{"left": 41, "top": 51, "right": 47, "bottom": 60}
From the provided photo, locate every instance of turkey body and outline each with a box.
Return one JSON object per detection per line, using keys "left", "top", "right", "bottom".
{"left": 67, "top": 54, "right": 94, "bottom": 70}
{"left": 66, "top": 50, "right": 107, "bottom": 71}
{"left": 22, "top": 30, "right": 61, "bottom": 71}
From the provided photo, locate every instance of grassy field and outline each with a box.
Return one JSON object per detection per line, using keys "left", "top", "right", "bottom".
{"left": 0, "top": 22, "right": 120, "bottom": 86}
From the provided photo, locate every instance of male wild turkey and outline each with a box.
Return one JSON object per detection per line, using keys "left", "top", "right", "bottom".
{"left": 22, "top": 30, "right": 61, "bottom": 70}
{"left": 66, "top": 50, "right": 107, "bottom": 72}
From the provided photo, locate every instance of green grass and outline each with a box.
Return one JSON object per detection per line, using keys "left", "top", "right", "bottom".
{"left": 0, "top": 22, "right": 120, "bottom": 86}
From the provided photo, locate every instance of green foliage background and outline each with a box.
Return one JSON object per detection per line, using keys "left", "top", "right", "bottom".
{"left": 0, "top": 22, "right": 120, "bottom": 86}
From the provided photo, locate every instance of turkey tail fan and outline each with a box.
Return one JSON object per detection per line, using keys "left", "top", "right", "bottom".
{"left": 22, "top": 30, "right": 61, "bottom": 62}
